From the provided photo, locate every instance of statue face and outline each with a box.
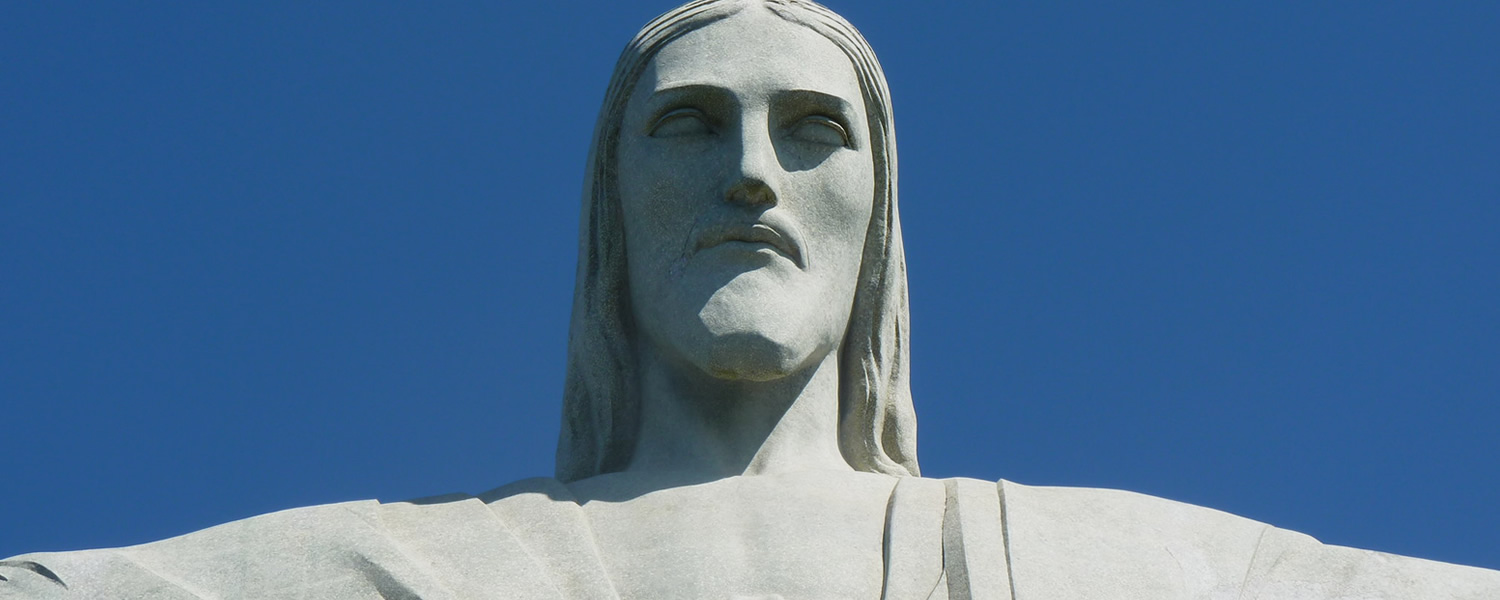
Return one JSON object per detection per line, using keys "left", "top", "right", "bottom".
{"left": 618, "top": 8, "right": 876, "bottom": 382}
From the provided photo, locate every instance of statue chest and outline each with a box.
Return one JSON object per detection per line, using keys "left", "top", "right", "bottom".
{"left": 580, "top": 473, "right": 896, "bottom": 600}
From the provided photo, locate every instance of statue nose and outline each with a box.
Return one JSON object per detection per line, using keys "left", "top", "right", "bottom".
{"left": 726, "top": 125, "right": 780, "bottom": 207}
{"left": 726, "top": 175, "right": 776, "bottom": 207}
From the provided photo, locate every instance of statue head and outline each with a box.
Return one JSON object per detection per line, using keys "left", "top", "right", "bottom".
{"left": 557, "top": 0, "right": 916, "bottom": 482}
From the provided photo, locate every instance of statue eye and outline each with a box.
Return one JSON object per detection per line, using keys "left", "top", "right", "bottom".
{"left": 788, "top": 115, "right": 850, "bottom": 147}
{"left": 649, "top": 108, "right": 713, "bottom": 138}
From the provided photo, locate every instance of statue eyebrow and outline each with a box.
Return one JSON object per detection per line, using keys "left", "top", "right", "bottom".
{"left": 773, "top": 89, "right": 856, "bottom": 118}
{"left": 645, "top": 84, "right": 737, "bottom": 115}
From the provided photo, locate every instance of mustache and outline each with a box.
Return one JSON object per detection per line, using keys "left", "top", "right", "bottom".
{"left": 689, "top": 213, "right": 806, "bottom": 268}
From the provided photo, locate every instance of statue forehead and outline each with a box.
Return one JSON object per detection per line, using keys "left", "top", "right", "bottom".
{"left": 639, "top": 8, "right": 862, "bottom": 102}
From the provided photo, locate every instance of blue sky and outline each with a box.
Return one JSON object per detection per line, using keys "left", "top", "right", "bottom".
{"left": 3, "top": 1, "right": 1497, "bottom": 570}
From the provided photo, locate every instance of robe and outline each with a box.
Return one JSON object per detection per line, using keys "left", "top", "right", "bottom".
{"left": 3, "top": 477, "right": 1497, "bottom": 599}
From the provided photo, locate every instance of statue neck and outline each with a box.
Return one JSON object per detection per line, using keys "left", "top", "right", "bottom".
{"left": 626, "top": 345, "right": 850, "bottom": 479}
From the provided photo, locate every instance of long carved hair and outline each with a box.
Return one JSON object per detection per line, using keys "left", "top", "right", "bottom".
{"left": 557, "top": 0, "right": 917, "bottom": 482}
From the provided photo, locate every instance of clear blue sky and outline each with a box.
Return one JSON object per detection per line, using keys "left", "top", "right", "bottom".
{"left": 3, "top": 1, "right": 1497, "bottom": 569}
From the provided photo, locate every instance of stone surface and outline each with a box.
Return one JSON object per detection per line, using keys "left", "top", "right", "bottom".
{"left": 6, "top": 478, "right": 1499, "bottom": 598}
{"left": 5, "top": 0, "right": 1498, "bottom": 598}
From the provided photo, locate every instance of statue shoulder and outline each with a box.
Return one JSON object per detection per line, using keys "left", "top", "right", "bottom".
{"left": 0, "top": 489, "right": 570, "bottom": 599}
{"left": 996, "top": 479, "right": 1500, "bottom": 599}
{"left": 0, "top": 499, "right": 384, "bottom": 598}
{"left": 475, "top": 476, "right": 572, "bottom": 504}
{"left": 996, "top": 479, "right": 1270, "bottom": 597}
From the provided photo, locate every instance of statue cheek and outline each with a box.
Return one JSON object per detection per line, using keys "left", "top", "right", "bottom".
{"left": 619, "top": 146, "right": 710, "bottom": 276}
{"left": 798, "top": 157, "right": 875, "bottom": 268}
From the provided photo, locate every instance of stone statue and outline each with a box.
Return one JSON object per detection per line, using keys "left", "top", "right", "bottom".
{"left": 3, "top": 1, "right": 1496, "bottom": 598}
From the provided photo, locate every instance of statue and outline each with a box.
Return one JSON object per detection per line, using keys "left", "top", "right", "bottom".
{"left": 3, "top": 0, "right": 1496, "bottom": 598}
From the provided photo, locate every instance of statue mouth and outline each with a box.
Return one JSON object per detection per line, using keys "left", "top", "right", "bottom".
{"left": 692, "top": 218, "right": 805, "bottom": 268}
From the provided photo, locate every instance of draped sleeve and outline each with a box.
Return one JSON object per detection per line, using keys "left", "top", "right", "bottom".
{"left": 996, "top": 480, "right": 1500, "bottom": 599}
{"left": 0, "top": 485, "right": 581, "bottom": 600}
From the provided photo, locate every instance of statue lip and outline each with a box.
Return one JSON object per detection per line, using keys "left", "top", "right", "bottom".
{"left": 693, "top": 218, "right": 805, "bottom": 268}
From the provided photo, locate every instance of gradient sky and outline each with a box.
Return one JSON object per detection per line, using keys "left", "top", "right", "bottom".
{"left": 3, "top": 1, "right": 1497, "bottom": 570}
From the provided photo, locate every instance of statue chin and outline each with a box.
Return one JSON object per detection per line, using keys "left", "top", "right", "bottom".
{"left": 642, "top": 267, "right": 837, "bottom": 383}
{"left": 683, "top": 288, "right": 833, "bottom": 383}
{"left": 694, "top": 331, "right": 803, "bottom": 382}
